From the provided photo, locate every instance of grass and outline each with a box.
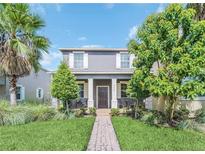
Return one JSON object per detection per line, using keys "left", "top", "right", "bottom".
{"left": 0, "top": 117, "right": 95, "bottom": 151}
{"left": 112, "top": 116, "right": 205, "bottom": 151}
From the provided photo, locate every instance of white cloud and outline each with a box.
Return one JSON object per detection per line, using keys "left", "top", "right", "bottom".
{"left": 78, "top": 36, "right": 87, "bottom": 41}
{"left": 55, "top": 4, "right": 61, "bottom": 12}
{"left": 156, "top": 4, "right": 166, "bottom": 13}
{"left": 81, "top": 44, "right": 103, "bottom": 48}
{"left": 105, "top": 3, "right": 115, "bottom": 9}
{"left": 40, "top": 51, "right": 62, "bottom": 67}
{"left": 128, "top": 25, "right": 138, "bottom": 40}
{"left": 30, "top": 4, "right": 46, "bottom": 16}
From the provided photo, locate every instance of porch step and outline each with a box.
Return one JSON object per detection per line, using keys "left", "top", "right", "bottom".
{"left": 96, "top": 109, "right": 111, "bottom": 116}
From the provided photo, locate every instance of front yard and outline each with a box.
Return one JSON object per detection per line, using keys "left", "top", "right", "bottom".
{"left": 112, "top": 116, "right": 205, "bottom": 151}
{"left": 0, "top": 117, "right": 95, "bottom": 151}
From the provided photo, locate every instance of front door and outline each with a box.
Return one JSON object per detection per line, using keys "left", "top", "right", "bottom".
{"left": 97, "top": 86, "right": 109, "bottom": 108}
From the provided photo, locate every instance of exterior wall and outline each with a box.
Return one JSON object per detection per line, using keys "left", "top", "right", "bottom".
{"left": 62, "top": 50, "right": 134, "bottom": 73}
{"left": 0, "top": 85, "right": 6, "bottom": 99}
{"left": 0, "top": 76, "right": 6, "bottom": 85}
{"left": 151, "top": 96, "right": 205, "bottom": 112}
{"left": 16, "top": 69, "right": 51, "bottom": 102}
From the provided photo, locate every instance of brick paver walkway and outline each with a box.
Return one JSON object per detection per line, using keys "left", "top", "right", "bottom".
{"left": 87, "top": 109, "right": 121, "bottom": 151}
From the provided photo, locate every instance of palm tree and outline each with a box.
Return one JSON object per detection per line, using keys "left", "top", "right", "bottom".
{"left": 187, "top": 3, "right": 205, "bottom": 21}
{"left": 0, "top": 4, "right": 50, "bottom": 105}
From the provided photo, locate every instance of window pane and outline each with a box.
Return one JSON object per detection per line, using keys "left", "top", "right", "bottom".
{"left": 78, "top": 84, "right": 84, "bottom": 98}
{"left": 16, "top": 87, "right": 21, "bottom": 100}
{"left": 121, "top": 53, "right": 130, "bottom": 68}
{"left": 74, "top": 53, "right": 84, "bottom": 68}
{"left": 121, "top": 83, "right": 127, "bottom": 98}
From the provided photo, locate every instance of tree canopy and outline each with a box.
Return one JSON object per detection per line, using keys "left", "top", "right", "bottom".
{"left": 127, "top": 4, "right": 205, "bottom": 121}
{"left": 0, "top": 4, "right": 50, "bottom": 105}
{"left": 51, "top": 62, "right": 79, "bottom": 104}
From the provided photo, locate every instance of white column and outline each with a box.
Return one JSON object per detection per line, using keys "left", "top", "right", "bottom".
{"left": 88, "top": 78, "right": 94, "bottom": 107}
{"left": 111, "top": 78, "right": 118, "bottom": 108}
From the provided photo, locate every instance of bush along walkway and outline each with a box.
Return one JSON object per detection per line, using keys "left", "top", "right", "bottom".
{"left": 87, "top": 109, "right": 121, "bottom": 151}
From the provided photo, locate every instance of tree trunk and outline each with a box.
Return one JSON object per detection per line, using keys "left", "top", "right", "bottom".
{"left": 169, "top": 97, "right": 177, "bottom": 122}
{"left": 9, "top": 75, "right": 17, "bottom": 106}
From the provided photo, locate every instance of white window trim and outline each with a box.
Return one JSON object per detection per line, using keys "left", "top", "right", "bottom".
{"left": 73, "top": 51, "right": 85, "bottom": 69}
{"left": 16, "top": 84, "right": 25, "bottom": 101}
{"left": 36, "top": 88, "right": 44, "bottom": 99}
{"left": 120, "top": 52, "right": 130, "bottom": 69}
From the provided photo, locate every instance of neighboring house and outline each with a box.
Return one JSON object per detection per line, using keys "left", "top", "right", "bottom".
{"left": 0, "top": 69, "right": 51, "bottom": 102}
{"left": 60, "top": 48, "right": 135, "bottom": 108}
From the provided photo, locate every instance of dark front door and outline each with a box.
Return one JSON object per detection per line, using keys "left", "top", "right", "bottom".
{"left": 98, "top": 86, "right": 108, "bottom": 108}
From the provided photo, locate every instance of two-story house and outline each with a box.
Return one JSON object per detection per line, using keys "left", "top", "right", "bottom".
{"left": 60, "top": 48, "right": 135, "bottom": 109}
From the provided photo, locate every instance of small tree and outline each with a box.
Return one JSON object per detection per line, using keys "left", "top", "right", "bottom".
{"left": 51, "top": 62, "right": 79, "bottom": 111}
{"left": 128, "top": 4, "right": 205, "bottom": 123}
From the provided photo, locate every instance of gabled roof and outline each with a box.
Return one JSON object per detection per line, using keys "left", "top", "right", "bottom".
{"left": 59, "top": 48, "right": 128, "bottom": 52}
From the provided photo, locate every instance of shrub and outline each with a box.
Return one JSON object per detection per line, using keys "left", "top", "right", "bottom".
{"left": 53, "top": 112, "right": 69, "bottom": 120}
{"left": 74, "top": 109, "right": 84, "bottom": 117}
{"left": 80, "top": 107, "right": 87, "bottom": 115}
{"left": 89, "top": 107, "right": 96, "bottom": 116}
{"left": 173, "top": 107, "right": 189, "bottom": 122}
{"left": 140, "top": 112, "right": 156, "bottom": 125}
{"left": 30, "top": 105, "right": 56, "bottom": 121}
{"left": 177, "top": 119, "right": 197, "bottom": 130}
{"left": 111, "top": 108, "right": 120, "bottom": 116}
{"left": 195, "top": 109, "right": 205, "bottom": 123}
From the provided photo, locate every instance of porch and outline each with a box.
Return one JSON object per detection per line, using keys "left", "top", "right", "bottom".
{"left": 75, "top": 78, "right": 132, "bottom": 109}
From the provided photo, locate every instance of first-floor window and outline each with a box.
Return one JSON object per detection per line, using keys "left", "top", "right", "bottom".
{"left": 78, "top": 84, "right": 84, "bottom": 98}
{"left": 36, "top": 88, "right": 43, "bottom": 99}
{"left": 16, "top": 85, "right": 24, "bottom": 101}
{"left": 16, "top": 86, "right": 21, "bottom": 100}
{"left": 121, "top": 83, "right": 127, "bottom": 98}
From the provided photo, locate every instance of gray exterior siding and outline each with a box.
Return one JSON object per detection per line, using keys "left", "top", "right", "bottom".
{"left": 0, "top": 69, "right": 51, "bottom": 102}
{"left": 62, "top": 50, "right": 134, "bottom": 73}
{"left": 17, "top": 69, "right": 51, "bottom": 102}
{"left": 0, "top": 76, "right": 6, "bottom": 85}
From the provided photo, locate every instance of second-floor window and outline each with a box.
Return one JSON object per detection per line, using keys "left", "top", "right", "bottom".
{"left": 74, "top": 53, "right": 84, "bottom": 68}
{"left": 121, "top": 53, "right": 130, "bottom": 68}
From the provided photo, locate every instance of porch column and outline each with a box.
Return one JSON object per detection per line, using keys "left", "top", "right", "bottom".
{"left": 111, "top": 78, "right": 118, "bottom": 108}
{"left": 88, "top": 78, "right": 94, "bottom": 107}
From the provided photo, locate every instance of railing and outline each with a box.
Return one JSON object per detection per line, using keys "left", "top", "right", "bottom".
{"left": 69, "top": 98, "right": 88, "bottom": 109}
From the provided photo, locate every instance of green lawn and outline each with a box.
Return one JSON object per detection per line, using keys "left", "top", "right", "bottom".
{"left": 0, "top": 117, "right": 95, "bottom": 151}
{"left": 112, "top": 116, "right": 205, "bottom": 151}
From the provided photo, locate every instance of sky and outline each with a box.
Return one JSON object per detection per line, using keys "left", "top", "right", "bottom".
{"left": 30, "top": 3, "right": 168, "bottom": 71}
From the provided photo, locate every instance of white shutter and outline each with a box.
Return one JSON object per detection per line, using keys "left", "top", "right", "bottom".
{"left": 130, "top": 54, "right": 135, "bottom": 68}
{"left": 84, "top": 53, "right": 88, "bottom": 69}
{"left": 116, "top": 53, "right": 121, "bottom": 68}
{"left": 84, "top": 82, "right": 88, "bottom": 98}
{"left": 21, "top": 86, "right": 25, "bottom": 100}
{"left": 63, "top": 54, "right": 69, "bottom": 65}
{"left": 69, "top": 53, "right": 74, "bottom": 68}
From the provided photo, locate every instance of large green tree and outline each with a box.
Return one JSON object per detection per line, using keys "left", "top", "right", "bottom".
{"left": 51, "top": 62, "right": 79, "bottom": 110}
{"left": 0, "top": 4, "right": 49, "bottom": 105}
{"left": 187, "top": 3, "right": 205, "bottom": 21}
{"left": 127, "top": 4, "right": 205, "bottom": 122}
